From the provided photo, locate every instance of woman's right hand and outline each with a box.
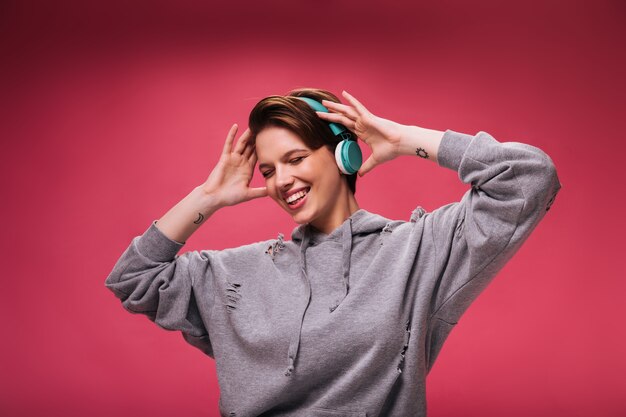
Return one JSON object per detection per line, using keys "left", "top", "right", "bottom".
{"left": 200, "top": 123, "right": 268, "bottom": 207}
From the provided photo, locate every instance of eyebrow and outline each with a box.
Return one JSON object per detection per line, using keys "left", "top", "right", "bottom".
{"left": 258, "top": 148, "right": 309, "bottom": 170}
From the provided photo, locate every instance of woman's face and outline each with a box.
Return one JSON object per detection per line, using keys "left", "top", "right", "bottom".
{"left": 255, "top": 125, "right": 345, "bottom": 227}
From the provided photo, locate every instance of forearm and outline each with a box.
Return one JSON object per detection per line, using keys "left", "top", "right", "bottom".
{"left": 396, "top": 125, "right": 445, "bottom": 163}
{"left": 155, "top": 186, "right": 223, "bottom": 244}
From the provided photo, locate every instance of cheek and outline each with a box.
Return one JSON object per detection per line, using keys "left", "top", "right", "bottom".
{"left": 315, "top": 163, "right": 340, "bottom": 187}
{"left": 305, "top": 158, "right": 332, "bottom": 180}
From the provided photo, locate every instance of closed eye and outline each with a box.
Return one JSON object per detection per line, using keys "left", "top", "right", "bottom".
{"left": 261, "top": 156, "right": 306, "bottom": 178}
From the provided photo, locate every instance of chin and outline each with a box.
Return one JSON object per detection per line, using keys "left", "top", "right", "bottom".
{"left": 290, "top": 209, "right": 312, "bottom": 225}
{"left": 291, "top": 204, "right": 319, "bottom": 226}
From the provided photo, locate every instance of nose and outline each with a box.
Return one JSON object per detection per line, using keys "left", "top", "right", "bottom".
{"left": 275, "top": 165, "right": 294, "bottom": 192}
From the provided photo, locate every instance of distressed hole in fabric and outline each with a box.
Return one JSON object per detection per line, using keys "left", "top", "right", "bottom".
{"left": 397, "top": 319, "right": 412, "bottom": 373}
{"left": 546, "top": 190, "right": 558, "bottom": 212}
{"left": 225, "top": 282, "right": 242, "bottom": 313}
{"left": 410, "top": 206, "right": 426, "bottom": 223}
{"left": 379, "top": 222, "right": 394, "bottom": 246}
{"left": 265, "top": 233, "right": 286, "bottom": 260}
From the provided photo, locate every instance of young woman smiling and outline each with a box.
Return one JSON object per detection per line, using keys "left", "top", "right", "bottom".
{"left": 105, "top": 88, "right": 562, "bottom": 417}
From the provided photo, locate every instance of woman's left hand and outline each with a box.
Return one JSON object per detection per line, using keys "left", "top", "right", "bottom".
{"left": 316, "top": 90, "right": 405, "bottom": 177}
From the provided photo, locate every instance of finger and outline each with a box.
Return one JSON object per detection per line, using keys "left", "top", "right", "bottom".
{"left": 357, "top": 155, "right": 378, "bottom": 177}
{"left": 320, "top": 99, "right": 359, "bottom": 119}
{"left": 242, "top": 141, "right": 255, "bottom": 160}
{"left": 233, "top": 127, "right": 252, "bottom": 155}
{"left": 341, "top": 90, "right": 370, "bottom": 115}
{"left": 246, "top": 186, "right": 268, "bottom": 200}
{"left": 247, "top": 149, "right": 258, "bottom": 168}
{"left": 315, "top": 111, "right": 356, "bottom": 131}
{"left": 222, "top": 123, "right": 238, "bottom": 156}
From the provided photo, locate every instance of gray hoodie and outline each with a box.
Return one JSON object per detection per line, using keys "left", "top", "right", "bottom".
{"left": 105, "top": 129, "right": 562, "bottom": 417}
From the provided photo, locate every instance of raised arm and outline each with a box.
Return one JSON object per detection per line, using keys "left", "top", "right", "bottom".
{"left": 156, "top": 123, "right": 267, "bottom": 243}
{"left": 104, "top": 123, "right": 267, "bottom": 355}
{"left": 417, "top": 128, "right": 562, "bottom": 370}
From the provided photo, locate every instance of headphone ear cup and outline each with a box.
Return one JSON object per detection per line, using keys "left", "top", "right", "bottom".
{"left": 335, "top": 140, "right": 363, "bottom": 175}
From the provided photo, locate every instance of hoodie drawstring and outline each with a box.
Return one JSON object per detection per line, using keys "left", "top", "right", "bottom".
{"left": 284, "top": 218, "right": 354, "bottom": 377}
{"left": 285, "top": 226, "right": 311, "bottom": 377}
{"left": 331, "top": 218, "right": 353, "bottom": 312}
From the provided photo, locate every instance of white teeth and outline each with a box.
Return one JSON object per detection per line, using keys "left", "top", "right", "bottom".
{"left": 286, "top": 188, "right": 309, "bottom": 204}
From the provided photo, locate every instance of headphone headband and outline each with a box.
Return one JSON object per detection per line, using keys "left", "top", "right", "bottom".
{"left": 293, "top": 95, "right": 362, "bottom": 175}
{"left": 294, "top": 96, "right": 352, "bottom": 139}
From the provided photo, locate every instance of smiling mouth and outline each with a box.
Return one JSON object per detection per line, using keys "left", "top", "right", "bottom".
{"left": 285, "top": 187, "right": 311, "bottom": 206}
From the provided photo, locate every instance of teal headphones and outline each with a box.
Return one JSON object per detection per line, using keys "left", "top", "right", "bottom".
{"left": 295, "top": 96, "right": 363, "bottom": 175}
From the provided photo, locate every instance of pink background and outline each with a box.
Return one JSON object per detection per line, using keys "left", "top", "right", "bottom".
{"left": 2, "top": 0, "right": 624, "bottom": 416}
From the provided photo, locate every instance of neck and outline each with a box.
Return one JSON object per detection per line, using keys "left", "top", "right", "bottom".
{"left": 310, "top": 187, "right": 360, "bottom": 235}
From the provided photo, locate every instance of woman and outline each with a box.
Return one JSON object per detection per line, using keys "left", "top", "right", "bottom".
{"left": 105, "top": 88, "right": 561, "bottom": 417}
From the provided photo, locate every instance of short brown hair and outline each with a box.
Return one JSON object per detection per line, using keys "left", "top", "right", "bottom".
{"left": 248, "top": 87, "right": 358, "bottom": 194}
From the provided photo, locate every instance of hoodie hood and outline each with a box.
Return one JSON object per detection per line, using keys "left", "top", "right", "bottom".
{"left": 290, "top": 208, "right": 391, "bottom": 244}
{"left": 283, "top": 208, "right": 391, "bottom": 376}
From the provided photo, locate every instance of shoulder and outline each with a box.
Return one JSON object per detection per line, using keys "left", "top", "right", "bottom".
{"left": 209, "top": 237, "right": 279, "bottom": 261}
{"left": 381, "top": 205, "right": 431, "bottom": 233}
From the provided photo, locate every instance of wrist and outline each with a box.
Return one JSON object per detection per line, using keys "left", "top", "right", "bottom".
{"left": 396, "top": 125, "right": 444, "bottom": 162}
{"left": 193, "top": 186, "right": 224, "bottom": 215}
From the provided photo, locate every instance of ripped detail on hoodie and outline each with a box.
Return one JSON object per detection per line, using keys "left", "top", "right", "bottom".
{"left": 410, "top": 206, "right": 427, "bottom": 223}
{"left": 225, "top": 281, "right": 242, "bottom": 313}
{"left": 265, "top": 232, "right": 286, "bottom": 260}
{"left": 379, "top": 222, "right": 394, "bottom": 246}
{"left": 397, "top": 319, "right": 412, "bottom": 373}
{"left": 546, "top": 188, "right": 559, "bottom": 212}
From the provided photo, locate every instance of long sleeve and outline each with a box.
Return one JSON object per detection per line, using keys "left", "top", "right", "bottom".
{"left": 424, "top": 129, "right": 562, "bottom": 369}
{"left": 104, "top": 220, "right": 216, "bottom": 357}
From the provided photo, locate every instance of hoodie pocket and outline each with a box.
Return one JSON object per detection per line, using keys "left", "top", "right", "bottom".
{"left": 309, "top": 406, "right": 367, "bottom": 417}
